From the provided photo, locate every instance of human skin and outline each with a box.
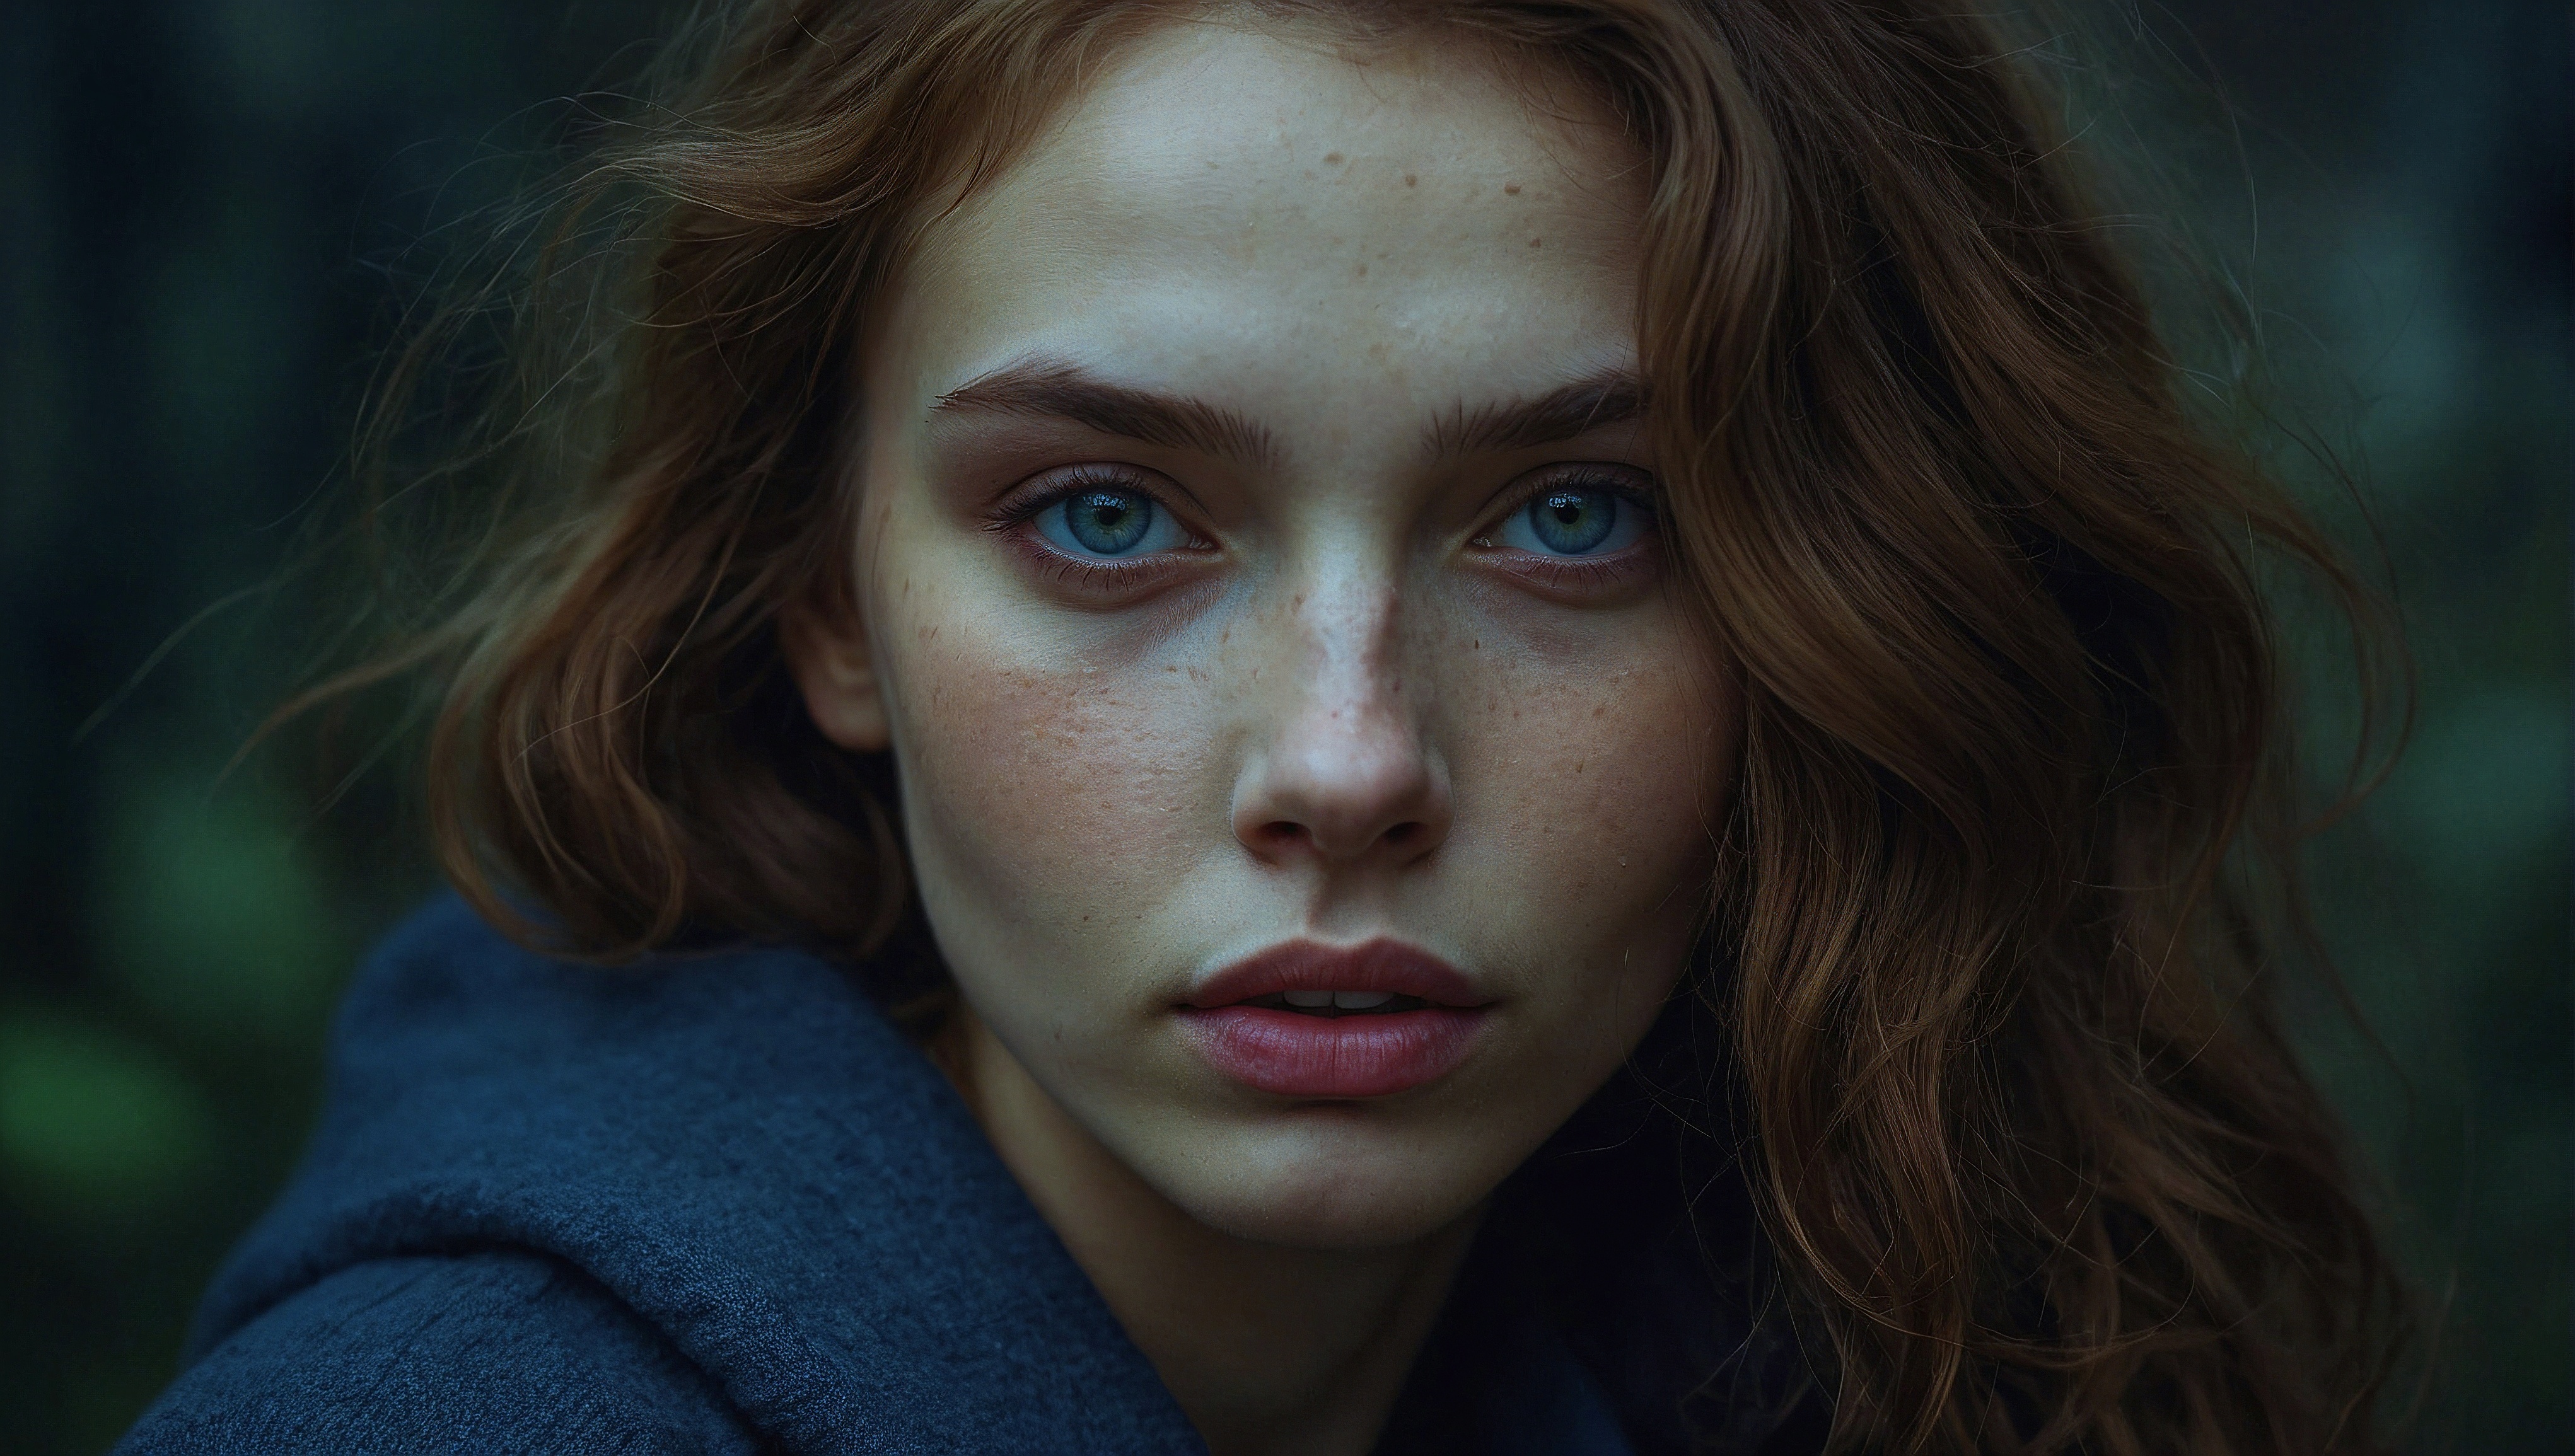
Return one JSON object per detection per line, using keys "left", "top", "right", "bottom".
{"left": 783, "top": 17, "right": 1738, "bottom": 1455}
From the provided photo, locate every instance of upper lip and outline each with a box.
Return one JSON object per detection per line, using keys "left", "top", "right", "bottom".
{"left": 1184, "top": 939, "right": 1490, "bottom": 1010}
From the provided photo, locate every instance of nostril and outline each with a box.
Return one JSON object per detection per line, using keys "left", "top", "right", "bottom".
{"left": 1231, "top": 742, "right": 1453, "bottom": 862}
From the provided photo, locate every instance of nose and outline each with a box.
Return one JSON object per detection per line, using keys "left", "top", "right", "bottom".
{"left": 1230, "top": 580, "right": 1453, "bottom": 869}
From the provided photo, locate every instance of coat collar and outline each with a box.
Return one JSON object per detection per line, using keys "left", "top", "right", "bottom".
{"left": 199, "top": 896, "right": 1203, "bottom": 1452}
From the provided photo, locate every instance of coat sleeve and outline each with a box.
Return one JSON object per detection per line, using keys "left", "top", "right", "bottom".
{"left": 113, "top": 1251, "right": 763, "bottom": 1455}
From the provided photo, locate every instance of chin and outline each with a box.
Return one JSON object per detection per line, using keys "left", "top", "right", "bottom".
{"left": 1147, "top": 1109, "right": 1517, "bottom": 1251}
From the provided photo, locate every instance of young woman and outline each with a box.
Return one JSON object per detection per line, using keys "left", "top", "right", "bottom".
{"left": 119, "top": 2, "right": 2405, "bottom": 1452}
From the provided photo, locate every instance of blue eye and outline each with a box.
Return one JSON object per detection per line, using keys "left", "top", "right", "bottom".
{"left": 1496, "top": 483, "right": 1649, "bottom": 557}
{"left": 1034, "top": 485, "right": 1187, "bottom": 558}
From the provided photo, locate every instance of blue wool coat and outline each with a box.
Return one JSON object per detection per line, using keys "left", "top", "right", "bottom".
{"left": 115, "top": 897, "right": 1820, "bottom": 1454}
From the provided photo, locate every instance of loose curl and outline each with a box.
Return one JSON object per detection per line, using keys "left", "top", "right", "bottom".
{"left": 298, "top": 1, "right": 2410, "bottom": 1448}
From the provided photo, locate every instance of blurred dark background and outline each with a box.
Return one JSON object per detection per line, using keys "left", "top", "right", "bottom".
{"left": 0, "top": 1, "right": 2564, "bottom": 1451}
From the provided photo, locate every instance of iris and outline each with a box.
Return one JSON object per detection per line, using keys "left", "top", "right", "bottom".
{"left": 1061, "top": 488, "right": 1155, "bottom": 555}
{"left": 1527, "top": 488, "right": 1619, "bottom": 555}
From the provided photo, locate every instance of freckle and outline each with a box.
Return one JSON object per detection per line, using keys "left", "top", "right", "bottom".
{"left": 1528, "top": 236, "right": 1543, "bottom": 248}
{"left": 1404, "top": 173, "right": 1417, "bottom": 187}
{"left": 1503, "top": 182, "right": 1521, "bottom": 195}
{"left": 1354, "top": 262, "right": 1368, "bottom": 278}
{"left": 1323, "top": 151, "right": 1344, "bottom": 165}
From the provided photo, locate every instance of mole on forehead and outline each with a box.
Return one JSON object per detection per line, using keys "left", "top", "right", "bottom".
{"left": 982, "top": 118, "right": 1618, "bottom": 255}
{"left": 1013, "top": 21, "right": 1613, "bottom": 188}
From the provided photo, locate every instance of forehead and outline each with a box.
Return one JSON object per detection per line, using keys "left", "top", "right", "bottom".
{"left": 886, "top": 19, "right": 1647, "bottom": 414}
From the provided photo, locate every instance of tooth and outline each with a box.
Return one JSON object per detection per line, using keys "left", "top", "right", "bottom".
{"left": 1333, "top": 990, "right": 1394, "bottom": 1010}
{"left": 1283, "top": 989, "right": 1334, "bottom": 1008}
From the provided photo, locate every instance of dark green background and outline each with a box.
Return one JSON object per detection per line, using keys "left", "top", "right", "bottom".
{"left": 1, "top": 3, "right": 2564, "bottom": 1451}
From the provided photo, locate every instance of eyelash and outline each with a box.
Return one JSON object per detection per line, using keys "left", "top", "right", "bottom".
{"left": 1468, "top": 467, "right": 1662, "bottom": 590}
{"left": 983, "top": 463, "right": 1663, "bottom": 595}
{"left": 982, "top": 463, "right": 1214, "bottom": 590}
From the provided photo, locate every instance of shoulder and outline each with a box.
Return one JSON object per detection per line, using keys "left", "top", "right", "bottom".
{"left": 120, "top": 1249, "right": 759, "bottom": 1455}
{"left": 188, "top": 894, "right": 927, "bottom": 1356}
{"left": 326, "top": 893, "right": 892, "bottom": 1081}
{"left": 153, "top": 895, "right": 1202, "bottom": 1453}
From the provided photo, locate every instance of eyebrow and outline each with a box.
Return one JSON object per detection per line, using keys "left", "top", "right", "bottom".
{"left": 1421, "top": 368, "right": 1650, "bottom": 459}
{"left": 932, "top": 359, "right": 1283, "bottom": 470}
{"left": 929, "top": 357, "right": 1649, "bottom": 468}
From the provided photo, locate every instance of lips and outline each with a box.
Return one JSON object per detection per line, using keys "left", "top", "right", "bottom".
{"left": 1177, "top": 940, "right": 1492, "bottom": 1099}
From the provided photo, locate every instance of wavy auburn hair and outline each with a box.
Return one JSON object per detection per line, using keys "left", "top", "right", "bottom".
{"left": 312, "top": 0, "right": 2409, "bottom": 1449}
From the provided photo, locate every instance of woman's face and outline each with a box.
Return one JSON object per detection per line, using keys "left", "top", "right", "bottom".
{"left": 797, "top": 20, "right": 1736, "bottom": 1249}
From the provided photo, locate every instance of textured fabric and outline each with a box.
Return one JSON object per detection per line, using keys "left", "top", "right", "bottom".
{"left": 117, "top": 896, "right": 1818, "bottom": 1454}
{"left": 119, "top": 896, "right": 1204, "bottom": 1454}
{"left": 122, "top": 1253, "right": 760, "bottom": 1454}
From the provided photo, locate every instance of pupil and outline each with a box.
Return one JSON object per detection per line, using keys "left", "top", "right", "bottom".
{"left": 1528, "top": 488, "right": 1617, "bottom": 554}
{"left": 1064, "top": 488, "right": 1153, "bottom": 555}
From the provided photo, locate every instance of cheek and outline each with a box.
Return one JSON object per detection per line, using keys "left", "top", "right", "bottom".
{"left": 1439, "top": 627, "right": 1731, "bottom": 1016}
{"left": 1463, "top": 642, "right": 1726, "bottom": 889}
{"left": 872, "top": 576, "right": 1218, "bottom": 950}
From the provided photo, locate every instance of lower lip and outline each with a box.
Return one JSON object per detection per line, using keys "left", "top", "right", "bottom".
{"left": 1179, "top": 1006, "right": 1487, "bottom": 1099}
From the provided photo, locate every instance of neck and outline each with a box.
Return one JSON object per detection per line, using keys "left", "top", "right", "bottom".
{"left": 942, "top": 1006, "right": 1480, "bottom": 1456}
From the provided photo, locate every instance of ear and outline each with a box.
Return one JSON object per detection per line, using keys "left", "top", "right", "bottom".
{"left": 779, "top": 601, "right": 892, "bottom": 753}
